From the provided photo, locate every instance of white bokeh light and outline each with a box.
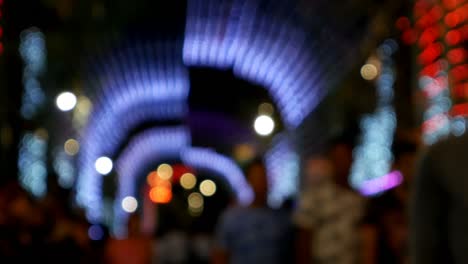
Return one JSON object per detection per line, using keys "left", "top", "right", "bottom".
{"left": 121, "top": 196, "right": 138, "bottom": 213}
{"left": 95, "top": 156, "right": 113, "bottom": 175}
{"left": 199, "top": 179, "right": 216, "bottom": 197}
{"left": 254, "top": 115, "right": 275, "bottom": 136}
{"left": 56, "top": 92, "right": 77, "bottom": 112}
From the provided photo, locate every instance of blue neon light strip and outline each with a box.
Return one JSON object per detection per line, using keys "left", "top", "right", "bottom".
{"left": 265, "top": 133, "right": 299, "bottom": 207}
{"left": 113, "top": 127, "right": 191, "bottom": 236}
{"left": 183, "top": 0, "right": 321, "bottom": 128}
{"left": 76, "top": 41, "right": 189, "bottom": 222}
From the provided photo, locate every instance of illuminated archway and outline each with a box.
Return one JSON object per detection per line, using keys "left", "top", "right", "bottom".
{"left": 76, "top": 41, "right": 189, "bottom": 221}
{"left": 112, "top": 127, "right": 253, "bottom": 236}
{"left": 76, "top": 1, "right": 338, "bottom": 222}
{"left": 184, "top": 0, "right": 325, "bottom": 128}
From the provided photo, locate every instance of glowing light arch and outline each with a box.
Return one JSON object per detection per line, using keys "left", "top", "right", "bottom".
{"left": 112, "top": 127, "right": 253, "bottom": 236}
{"left": 184, "top": 0, "right": 324, "bottom": 128}
{"left": 78, "top": 0, "right": 336, "bottom": 220}
{"left": 112, "top": 127, "right": 191, "bottom": 235}
{"left": 180, "top": 147, "right": 254, "bottom": 204}
{"left": 76, "top": 41, "right": 189, "bottom": 221}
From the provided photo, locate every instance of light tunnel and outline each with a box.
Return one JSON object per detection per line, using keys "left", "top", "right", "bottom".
{"left": 77, "top": 41, "right": 189, "bottom": 221}
{"left": 76, "top": 0, "right": 332, "bottom": 223}
{"left": 184, "top": 0, "right": 324, "bottom": 128}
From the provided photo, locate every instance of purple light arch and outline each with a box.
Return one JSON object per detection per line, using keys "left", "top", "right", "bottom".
{"left": 180, "top": 147, "right": 254, "bottom": 204}
{"left": 184, "top": 0, "right": 323, "bottom": 128}
{"left": 76, "top": 1, "right": 339, "bottom": 221}
{"left": 112, "top": 127, "right": 253, "bottom": 236}
{"left": 113, "top": 127, "right": 191, "bottom": 236}
{"left": 76, "top": 41, "right": 189, "bottom": 221}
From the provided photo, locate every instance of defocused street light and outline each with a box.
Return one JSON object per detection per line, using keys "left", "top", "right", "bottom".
{"left": 95, "top": 156, "right": 113, "bottom": 175}
{"left": 254, "top": 115, "right": 275, "bottom": 136}
{"left": 56, "top": 92, "right": 77, "bottom": 111}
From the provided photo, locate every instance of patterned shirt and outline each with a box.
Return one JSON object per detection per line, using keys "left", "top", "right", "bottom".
{"left": 294, "top": 182, "right": 365, "bottom": 264}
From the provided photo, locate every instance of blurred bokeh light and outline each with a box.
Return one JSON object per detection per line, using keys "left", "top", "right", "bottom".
{"left": 199, "top": 179, "right": 216, "bottom": 197}
{"left": 180, "top": 173, "right": 197, "bottom": 190}
{"left": 56, "top": 92, "right": 77, "bottom": 112}
{"left": 95, "top": 156, "right": 113, "bottom": 175}
{"left": 254, "top": 115, "right": 275, "bottom": 136}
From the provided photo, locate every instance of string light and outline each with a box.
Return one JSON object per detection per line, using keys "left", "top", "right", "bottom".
{"left": 265, "top": 133, "right": 299, "bottom": 207}
{"left": 350, "top": 40, "right": 398, "bottom": 195}
{"left": 18, "top": 131, "right": 48, "bottom": 198}
{"left": 19, "top": 28, "right": 46, "bottom": 119}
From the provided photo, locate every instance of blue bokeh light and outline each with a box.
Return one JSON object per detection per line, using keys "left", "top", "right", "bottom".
{"left": 19, "top": 28, "right": 46, "bottom": 120}
{"left": 18, "top": 132, "right": 48, "bottom": 198}
{"left": 265, "top": 133, "right": 299, "bottom": 208}
{"left": 350, "top": 40, "right": 398, "bottom": 195}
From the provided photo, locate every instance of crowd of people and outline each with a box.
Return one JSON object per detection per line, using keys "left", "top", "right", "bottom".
{"left": 0, "top": 182, "right": 101, "bottom": 263}
{"left": 2, "top": 133, "right": 467, "bottom": 263}
{"left": 213, "top": 139, "right": 417, "bottom": 264}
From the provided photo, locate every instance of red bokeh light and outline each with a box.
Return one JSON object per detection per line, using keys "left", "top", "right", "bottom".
{"left": 446, "top": 29, "right": 462, "bottom": 46}
{"left": 0, "top": 27, "right": 3, "bottom": 38}
{"left": 445, "top": 12, "right": 461, "bottom": 27}
{"left": 419, "top": 26, "right": 441, "bottom": 48}
{"left": 418, "top": 42, "right": 444, "bottom": 65}
{"left": 453, "top": 83, "right": 468, "bottom": 98}
{"left": 420, "top": 60, "right": 446, "bottom": 77}
{"left": 414, "top": 0, "right": 432, "bottom": 20}
{"left": 0, "top": 42, "right": 3, "bottom": 55}
{"left": 450, "top": 64, "right": 468, "bottom": 83}
{"left": 149, "top": 186, "right": 172, "bottom": 204}
{"left": 396, "top": 17, "right": 411, "bottom": 31}
{"left": 416, "top": 6, "right": 444, "bottom": 29}
{"left": 402, "top": 29, "right": 418, "bottom": 45}
{"left": 447, "top": 48, "right": 467, "bottom": 65}
{"left": 443, "top": 0, "right": 465, "bottom": 10}
{"left": 451, "top": 103, "right": 468, "bottom": 117}
{"left": 444, "top": 3, "right": 468, "bottom": 28}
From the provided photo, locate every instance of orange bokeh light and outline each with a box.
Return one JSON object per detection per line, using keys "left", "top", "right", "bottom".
{"left": 149, "top": 186, "right": 172, "bottom": 204}
{"left": 147, "top": 171, "right": 171, "bottom": 188}
{"left": 146, "top": 171, "right": 158, "bottom": 186}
